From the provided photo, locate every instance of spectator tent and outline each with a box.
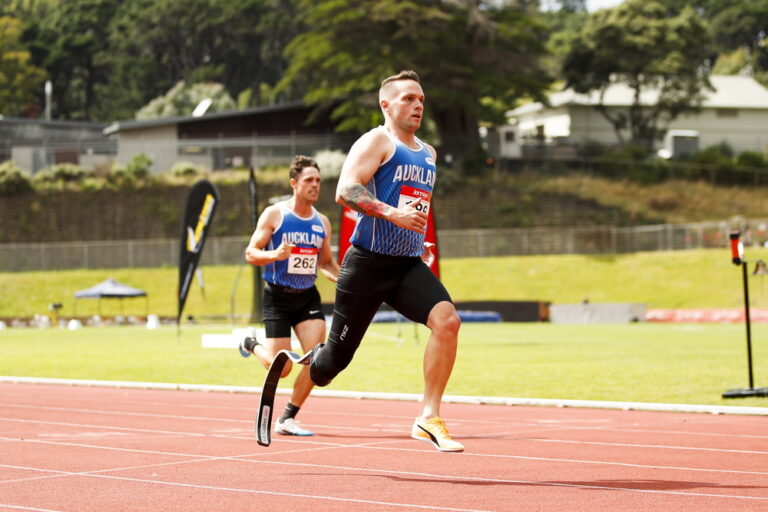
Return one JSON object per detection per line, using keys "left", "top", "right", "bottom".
{"left": 74, "top": 278, "right": 148, "bottom": 317}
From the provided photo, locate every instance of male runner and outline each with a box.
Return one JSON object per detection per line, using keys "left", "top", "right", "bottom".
{"left": 307, "top": 70, "right": 464, "bottom": 452}
{"left": 240, "top": 155, "right": 339, "bottom": 436}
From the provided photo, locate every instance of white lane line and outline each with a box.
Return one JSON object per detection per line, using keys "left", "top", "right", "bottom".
{"left": 3, "top": 376, "right": 768, "bottom": 416}
{"left": 2, "top": 457, "right": 767, "bottom": 505}
{"left": 0, "top": 403, "right": 244, "bottom": 424}
{"left": 532, "top": 438, "right": 768, "bottom": 455}
{"left": 0, "top": 504, "right": 66, "bottom": 512}
{"left": 2, "top": 430, "right": 768, "bottom": 483}
{"left": 6, "top": 401, "right": 768, "bottom": 446}
{"left": 0, "top": 464, "right": 491, "bottom": 512}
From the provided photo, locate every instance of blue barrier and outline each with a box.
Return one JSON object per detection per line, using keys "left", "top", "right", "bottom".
{"left": 372, "top": 310, "right": 501, "bottom": 323}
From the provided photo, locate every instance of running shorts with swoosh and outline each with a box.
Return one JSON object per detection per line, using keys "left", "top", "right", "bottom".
{"left": 262, "top": 281, "right": 325, "bottom": 338}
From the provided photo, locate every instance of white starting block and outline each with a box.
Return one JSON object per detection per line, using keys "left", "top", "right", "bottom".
{"left": 201, "top": 327, "right": 299, "bottom": 349}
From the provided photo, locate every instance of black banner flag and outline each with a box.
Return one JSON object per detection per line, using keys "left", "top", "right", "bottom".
{"left": 177, "top": 179, "right": 219, "bottom": 325}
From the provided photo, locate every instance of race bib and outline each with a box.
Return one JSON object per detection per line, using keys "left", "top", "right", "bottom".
{"left": 288, "top": 247, "right": 318, "bottom": 275}
{"left": 397, "top": 185, "right": 431, "bottom": 215}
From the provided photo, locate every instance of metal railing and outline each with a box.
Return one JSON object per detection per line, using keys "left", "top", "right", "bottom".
{"left": 1, "top": 220, "right": 761, "bottom": 272}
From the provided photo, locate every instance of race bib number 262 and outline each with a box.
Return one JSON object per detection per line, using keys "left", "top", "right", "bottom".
{"left": 288, "top": 247, "right": 318, "bottom": 275}
{"left": 397, "top": 185, "right": 431, "bottom": 214}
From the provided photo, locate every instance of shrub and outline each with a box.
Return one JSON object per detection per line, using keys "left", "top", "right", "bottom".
{"left": 125, "top": 152, "right": 152, "bottom": 179}
{"left": 109, "top": 153, "right": 153, "bottom": 186}
{"left": 34, "top": 163, "right": 92, "bottom": 184}
{"left": 686, "top": 143, "right": 740, "bottom": 184}
{"left": 577, "top": 140, "right": 606, "bottom": 158}
{"left": 0, "top": 161, "right": 33, "bottom": 195}
{"left": 170, "top": 161, "right": 199, "bottom": 177}
{"left": 736, "top": 151, "right": 767, "bottom": 169}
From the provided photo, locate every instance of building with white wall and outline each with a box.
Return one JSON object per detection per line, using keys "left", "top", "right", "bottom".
{"left": 502, "top": 75, "right": 768, "bottom": 158}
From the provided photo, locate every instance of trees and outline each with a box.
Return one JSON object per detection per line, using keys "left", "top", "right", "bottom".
{"left": 0, "top": 15, "right": 47, "bottom": 117}
{"left": 31, "top": 0, "right": 118, "bottom": 120}
{"left": 8, "top": 0, "right": 299, "bottom": 121}
{"left": 662, "top": 0, "right": 768, "bottom": 87}
{"left": 280, "top": 0, "right": 551, "bottom": 173}
{"left": 103, "top": 0, "right": 295, "bottom": 120}
{"left": 562, "top": 0, "right": 713, "bottom": 150}
{"left": 707, "top": 1, "right": 768, "bottom": 87}
{"left": 136, "top": 81, "right": 235, "bottom": 119}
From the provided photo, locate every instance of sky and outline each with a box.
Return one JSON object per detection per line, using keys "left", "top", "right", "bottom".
{"left": 585, "top": 0, "right": 624, "bottom": 11}
{"left": 541, "top": 0, "right": 624, "bottom": 11}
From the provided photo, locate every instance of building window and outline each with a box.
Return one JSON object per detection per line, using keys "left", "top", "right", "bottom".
{"left": 716, "top": 108, "right": 739, "bottom": 118}
{"left": 179, "top": 145, "right": 207, "bottom": 155}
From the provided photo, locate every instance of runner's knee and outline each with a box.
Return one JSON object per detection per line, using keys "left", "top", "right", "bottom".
{"left": 428, "top": 302, "right": 461, "bottom": 338}
{"left": 309, "top": 342, "right": 355, "bottom": 387}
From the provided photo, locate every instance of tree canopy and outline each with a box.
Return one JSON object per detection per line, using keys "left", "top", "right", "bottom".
{"left": 0, "top": 15, "right": 47, "bottom": 117}
{"left": 279, "top": 0, "right": 552, "bottom": 172}
{"left": 0, "top": 0, "right": 764, "bottom": 164}
{"left": 135, "top": 81, "right": 236, "bottom": 119}
{"left": 562, "top": 0, "right": 713, "bottom": 148}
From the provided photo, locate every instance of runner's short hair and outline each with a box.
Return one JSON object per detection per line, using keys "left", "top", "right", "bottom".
{"left": 379, "top": 70, "right": 421, "bottom": 102}
{"left": 289, "top": 155, "right": 320, "bottom": 181}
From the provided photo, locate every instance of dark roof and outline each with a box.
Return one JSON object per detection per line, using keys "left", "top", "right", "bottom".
{"left": 103, "top": 102, "right": 309, "bottom": 135}
{"left": 0, "top": 117, "right": 107, "bottom": 129}
{"left": 0, "top": 118, "right": 109, "bottom": 144}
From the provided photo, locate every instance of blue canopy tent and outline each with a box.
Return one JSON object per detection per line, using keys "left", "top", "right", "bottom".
{"left": 73, "top": 278, "right": 148, "bottom": 317}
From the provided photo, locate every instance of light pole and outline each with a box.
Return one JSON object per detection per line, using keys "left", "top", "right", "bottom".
{"left": 44, "top": 80, "right": 52, "bottom": 121}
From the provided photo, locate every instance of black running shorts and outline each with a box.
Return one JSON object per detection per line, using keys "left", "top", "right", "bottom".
{"left": 330, "top": 244, "right": 452, "bottom": 344}
{"left": 309, "top": 245, "right": 454, "bottom": 386}
{"left": 262, "top": 282, "right": 325, "bottom": 338}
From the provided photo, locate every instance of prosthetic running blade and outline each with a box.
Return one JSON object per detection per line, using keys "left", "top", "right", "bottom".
{"left": 255, "top": 349, "right": 312, "bottom": 446}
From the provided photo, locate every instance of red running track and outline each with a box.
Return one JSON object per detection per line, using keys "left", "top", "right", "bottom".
{"left": 0, "top": 382, "right": 767, "bottom": 512}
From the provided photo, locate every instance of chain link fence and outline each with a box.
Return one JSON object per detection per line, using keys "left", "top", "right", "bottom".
{"left": 1, "top": 220, "right": 763, "bottom": 272}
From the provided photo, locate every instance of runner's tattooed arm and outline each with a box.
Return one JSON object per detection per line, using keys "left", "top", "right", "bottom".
{"left": 337, "top": 183, "right": 394, "bottom": 220}
{"left": 338, "top": 182, "right": 426, "bottom": 233}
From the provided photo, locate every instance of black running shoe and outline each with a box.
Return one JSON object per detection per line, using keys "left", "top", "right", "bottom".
{"left": 238, "top": 336, "right": 260, "bottom": 358}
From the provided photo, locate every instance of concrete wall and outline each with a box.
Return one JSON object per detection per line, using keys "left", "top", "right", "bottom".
{"left": 116, "top": 125, "right": 178, "bottom": 173}
{"left": 550, "top": 303, "right": 646, "bottom": 324}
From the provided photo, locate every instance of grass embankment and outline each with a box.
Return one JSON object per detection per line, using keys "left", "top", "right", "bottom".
{"left": 2, "top": 248, "right": 768, "bottom": 319}
{"left": 532, "top": 175, "right": 768, "bottom": 224}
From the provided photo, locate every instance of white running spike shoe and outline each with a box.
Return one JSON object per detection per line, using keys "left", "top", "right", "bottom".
{"left": 275, "top": 417, "right": 313, "bottom": 436}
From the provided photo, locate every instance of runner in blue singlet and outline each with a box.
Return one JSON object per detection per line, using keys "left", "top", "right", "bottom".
{"left": 307, "top": 71, "right": 465, "bottom": 452}
{"left": 240, "top": 155, "right": 339, "bottom": 437}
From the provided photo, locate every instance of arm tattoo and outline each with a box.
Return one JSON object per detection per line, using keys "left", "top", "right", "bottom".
{"left": 340, "top": 183, "right": 392, "bottom": 219}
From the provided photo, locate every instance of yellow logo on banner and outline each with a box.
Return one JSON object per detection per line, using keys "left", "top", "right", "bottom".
{"left": 186, "top": 193, "right": 216, "bottom": 253}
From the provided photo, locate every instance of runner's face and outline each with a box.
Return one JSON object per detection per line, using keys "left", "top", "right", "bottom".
{"left": 292, "top": 166, "right": 321, "bottom": 203}
{"left": 384, "top": 80, "right": 424, "bottom": 132}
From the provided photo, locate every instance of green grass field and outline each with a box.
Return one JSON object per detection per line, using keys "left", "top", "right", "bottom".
{"left": 1, "top": 322, "right": 766, "bottom": 408}
{"left": 2, "top": 248, "right": 768, "bottom": 410}
{"left": 4, "top": 248, "right": 768, "bottom": 320}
